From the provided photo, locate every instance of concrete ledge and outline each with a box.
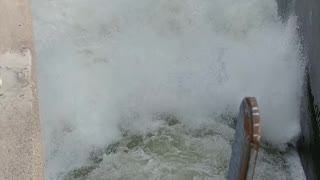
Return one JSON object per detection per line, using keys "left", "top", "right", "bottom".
{"left": 0, "top": 0, "right": 44, "bottom": 179}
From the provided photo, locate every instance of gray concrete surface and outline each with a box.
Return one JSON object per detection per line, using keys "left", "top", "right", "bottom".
{"left": 0, "top": 0, "right": 44, "bottom": 179}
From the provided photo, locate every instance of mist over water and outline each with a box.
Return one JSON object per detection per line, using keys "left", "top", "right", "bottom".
{"left": 32, "top": 0, "right": 305, "bottom": 179}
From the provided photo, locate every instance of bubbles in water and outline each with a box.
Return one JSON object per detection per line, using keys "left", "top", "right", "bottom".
{"left": 31, "top": 0, "right": 305, "bottom": 179}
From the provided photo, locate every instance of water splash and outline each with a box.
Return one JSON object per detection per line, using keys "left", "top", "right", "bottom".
{"left": 31, "top": 0, "right": 305, "bottom": 179}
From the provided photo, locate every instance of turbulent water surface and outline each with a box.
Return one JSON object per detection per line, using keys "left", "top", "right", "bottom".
{"left": 32, "top": 0, "right": 305, "bottom": 179}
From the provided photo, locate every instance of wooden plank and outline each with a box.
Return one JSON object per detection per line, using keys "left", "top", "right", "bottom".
{"left": 228, "top": 97, "right": 261, "bottom": 180}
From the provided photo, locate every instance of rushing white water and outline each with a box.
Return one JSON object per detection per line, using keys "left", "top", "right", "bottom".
{"left": 31, "top": 0, "right": 305, "bottom": 179}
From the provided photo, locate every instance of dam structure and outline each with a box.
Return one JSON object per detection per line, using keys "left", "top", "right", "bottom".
{"left": 31, "top": 0, "right": 306, "bottom": 179}
{"left": 1, "top": 0, "right": 319, "bottom": 179}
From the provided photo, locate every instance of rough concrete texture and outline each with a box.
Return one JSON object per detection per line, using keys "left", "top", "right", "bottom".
{"left": 0, "top": 0, "right": 44, "bottom": 179}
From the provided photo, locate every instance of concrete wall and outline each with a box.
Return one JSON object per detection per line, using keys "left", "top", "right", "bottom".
{"left": 0, "top": 0, "right": 44, "bottom": 179}
{"left": 277, "top": 0, "right": 320, "bottom": 179}
{"left": 295, "top": 0, "right": 320, "bottom": 179}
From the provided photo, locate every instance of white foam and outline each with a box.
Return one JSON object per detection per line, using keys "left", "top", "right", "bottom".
{"left": 31, "top": 0, "right": 305, "bottom": 179}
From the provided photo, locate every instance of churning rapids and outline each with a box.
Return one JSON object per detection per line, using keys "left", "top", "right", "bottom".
{"left": 32, "top": 0, "right": 306, "bottom": 179}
